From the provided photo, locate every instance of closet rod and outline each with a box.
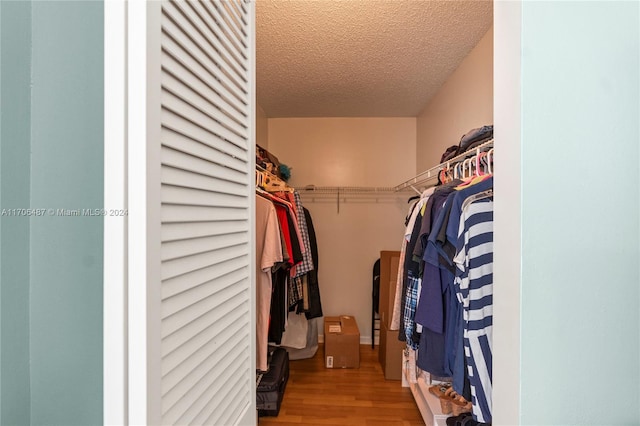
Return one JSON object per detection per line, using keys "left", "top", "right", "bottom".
{"left": 393, "top": 139, "right": 494, "bottom": 192}
{"left": 294, "top": 185, "right": 410, "bottom": 194}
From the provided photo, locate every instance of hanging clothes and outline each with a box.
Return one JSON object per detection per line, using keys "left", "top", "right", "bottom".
{"left": 415, "top": 183, "right": 461, "bottom": 378}
{"left": 268, "top": 197, "right": 302, "bottom": 345}
{"left": 255, "top": 182, "right": 324, "bottom": 366}
{"left": 452, "top": 190, "right": 493, "bottom": 423}
{"left": 255, "top": 194, "right": 284, "bottom": 372}
{"left": 392, "top": 174, "right": 495, "bottom": 424}
{"left": 390, "top": 187, "right": 435, "bottom": 331}
{"left": 302, "top": 207, "right": 323, "bottom": 319}
{"left": 256, "top": 190, "right": 299, "bottom": 360}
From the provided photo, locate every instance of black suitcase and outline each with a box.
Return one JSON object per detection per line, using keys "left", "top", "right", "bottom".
{"left": 257, "top": 347, "right": 289, "bottom": 417}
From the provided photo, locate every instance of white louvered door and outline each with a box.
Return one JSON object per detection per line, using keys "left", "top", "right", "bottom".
{"left": 159, "top": 1, "right": 255, "bottom": 425}
{"left": 105, "top": 1, "right": 256, "bottom": 425}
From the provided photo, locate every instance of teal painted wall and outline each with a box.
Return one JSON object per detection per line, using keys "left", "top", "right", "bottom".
{"left": 0, "top": 1, "right": 32, "bottom": 425}
{"left": 29, "top": 1, "right": 103, "bottom": 424}
{"left": 520, "top": 2, "right": 640, "bottom": 424}
{"left": 0, "top": 1, "right": 104, "bottom": 424}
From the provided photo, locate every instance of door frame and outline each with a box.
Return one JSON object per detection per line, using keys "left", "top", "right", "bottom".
{"left": 103, "top": 1, "right": 162, "bottom": 424}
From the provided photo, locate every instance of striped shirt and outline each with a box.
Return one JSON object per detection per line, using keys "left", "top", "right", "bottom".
{"left": 454, "top": 198, "right": 493, "bottom": 423}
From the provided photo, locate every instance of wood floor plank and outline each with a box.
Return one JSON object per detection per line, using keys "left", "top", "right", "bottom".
{"left": 258, "top": 344, "right": 424, "bottom": 425}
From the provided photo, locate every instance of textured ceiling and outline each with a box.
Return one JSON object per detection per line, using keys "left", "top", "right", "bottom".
{"left": 256, "top": 0, "right": 493, "bottom": 118}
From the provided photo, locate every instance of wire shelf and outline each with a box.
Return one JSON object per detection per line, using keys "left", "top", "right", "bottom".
{"left": 393, "top": 139, "right": 494, "bottom": 192}
{"left": 294, "top": 185, "right": 407, "bottom": 194}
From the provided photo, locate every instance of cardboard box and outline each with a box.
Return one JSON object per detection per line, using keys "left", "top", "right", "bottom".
{"left": 324, "top": 316, "right": 360, "bottom": 368}
{"left": 378, "top": 251, "right": 401, "bottom": 327}
{"left": 379, "top": 320, "right": 406, "bottom": 380}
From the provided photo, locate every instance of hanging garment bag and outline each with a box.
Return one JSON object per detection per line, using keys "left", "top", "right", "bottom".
{"left": 257, "top": 347, "right": 290, "bottom": 416}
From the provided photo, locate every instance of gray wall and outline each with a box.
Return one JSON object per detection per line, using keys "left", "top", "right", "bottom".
{"left": 0, "top": 1, "right": 32, "bottom": 424}
{"left": 521, "top": 2, "right": 639, "bottom": 423}
{"left": 495, "top": 1, "right": 639, "bottom": 424}
{"left": 0, "top": 1, "right": 104, "bottom": 424}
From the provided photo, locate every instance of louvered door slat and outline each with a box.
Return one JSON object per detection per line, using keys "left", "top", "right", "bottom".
{"left": 161, "top": 292, "right": 247, "bottom": 366}
{"left": 161, "top": 244, "right": 248, "bottom": 281}
{"left": 225, "top": 1, "right": 245, "bottom": 28}
{"left": 161, "top": 111, "right": 246, "bottom": 161}
{"left": 161, "top": 256, "right": 248, "bottom": 300}
{"left": 162, "top": 296, "right": 247, "bottom": 380}
{"left": 212, "top": 378, "right": 248, "bottom": 425}
{"left": 220, "top": 1, "right": 246, "bottom": 39}
{"left": 171, "top": 0, "right": 246, "bottom": 79}
{"left": 161, "top": 311, "right": 246, "bottom": 397}
{"left": 161, "top": 231, "right": 248, "bottom": 262}
{"left": 161, "top": 30, "right": 247, "bottom": 118}
{"left": 160, "top": 0, "right": 253, "bottom": 423}
{"left": 189, "top": 0, "right": 247, "bottom": 71}
{"left": 164, "top": 335, "right": 247, "bottom": 424}
{"left": 239, "top": 1, "right": 248, "bottom": 14}
{"left": 162, "top": 221, "right": 247, "bottom": 243}
{"left": 162, "top": 53, "right": 246, "bottom": 134}
{"left": 227, "top": 0, "right": 247, "bottom": 27}
{"left": 161, "top": 126, "right": 246, "bottom": 172}
{"left": 199, "top": 362, "right": 248, "bottom": 425}
{"left": 162, "top": 4, "right": 247, "bottom": 106}
{"left": 162, "top": 204, "right": 249, "bottom": 224}
{"left": 161, "top": 282, "right": 245, "bottom": 339}
{"left": 162, "top": 65, "right": 247, "bottom": 139}
{"left": 207, "top": 2, "right": 246, "bottom": 50}
{"left": 161, "top": 184, "right": 247, "bottom": 209}
{"left": 163, "top": 330, "right": 247, "bottom": 423}
{"left": 162, "top": 267, "right": 247, "bottom": 319}
{"left": 179, "top": 358, "right": 246, "bottom": 426}
{"left": 161, "top": 146, "right": 245, "bottom": 184}
{"left": 163, "top": 2, "right": 247, "bottom": 109}
{"left": 161, "top": 90, "right": 246, "bottom": 151}
{"left": 162, "top": 166, "right": 246, "bottom": 197}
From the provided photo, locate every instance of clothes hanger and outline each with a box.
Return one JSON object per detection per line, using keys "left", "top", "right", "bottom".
{"left": 446, "top": 164, "right": 454, "bottom": 182}
{"left": 261, "top": 170, "right": 293, "bottom": 193}
{"left": 461, "top": 188, "right": 494, "bottom": 211}
{"left": 476, "top": 152, "right": 487, "bottom": 176}
{"left": 464, "top": 158, "right": 473, "bottom": 179}
{"left": 458, "top": 158, "right": 471, "bottom": 181}
{"left": 439, "top": 168, "right": 447, "bottom": 184}
{"left": 448, "top": 165, "right": 455, "bottom": 182}
{"left": 487, "top": 148, "right": 494, "bottom": 174}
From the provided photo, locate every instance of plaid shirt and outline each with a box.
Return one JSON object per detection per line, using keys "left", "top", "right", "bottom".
{"left": 293, "top": 191, "right": 314, "bottom": 278}
{"left": 403, "top": 273, "right": 420, "bottom": 350}
{"left": 289, "top": 276, "right": 303, "bottom": 308}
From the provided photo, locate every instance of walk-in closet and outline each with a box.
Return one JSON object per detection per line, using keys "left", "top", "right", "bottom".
{"left": 2, "top": 1, "right": 636, "bottom": 425}
{"left": 252, "top": 1, "right": 639, "bottom": 426}
{"left": 252, "top": 0, "right": 495, "bottom": 422}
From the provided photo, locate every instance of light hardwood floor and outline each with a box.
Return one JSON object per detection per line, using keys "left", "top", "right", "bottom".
{"left": 258, "top": 344, "right": 425, "bottom": 426}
